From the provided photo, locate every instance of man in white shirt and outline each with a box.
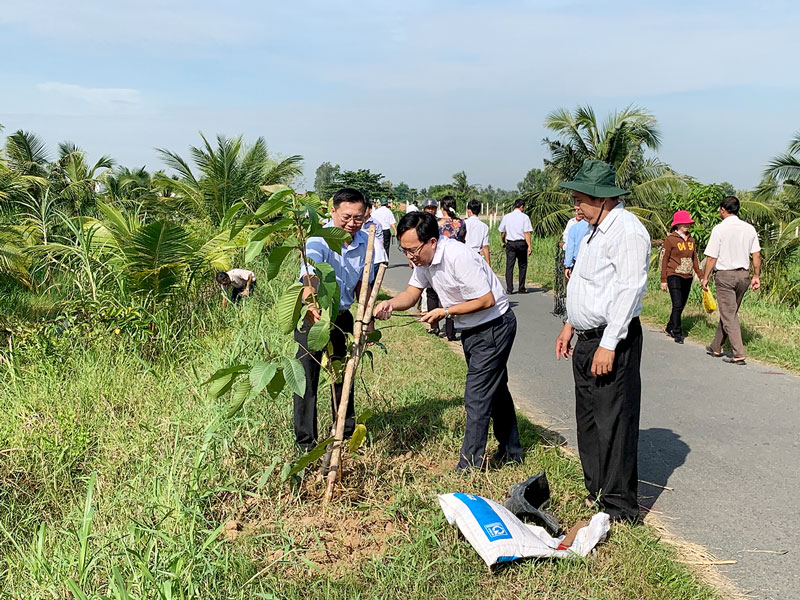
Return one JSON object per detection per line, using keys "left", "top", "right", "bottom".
{"left": 554, "top": 160, "right": 650, "bottom": 523}
{"left": 464, "top": 199, "right": 491, "bottom": 266}
{"left": 498, "top": 199, "right": 533, "bottom": 293}
{"left": 216, "top": 268, "right": 256, "bottom": 308}
{"left": 405, "top": 200, "right": 419, "bottom": 213}
{"left": 371, "top": 198, "right": 397, "bottom": 257}
{"left": 701, "top": 196, "right": 761, "bottom": 365}
{"left": 375, "top": 211, "right": 521, "bottom": 471}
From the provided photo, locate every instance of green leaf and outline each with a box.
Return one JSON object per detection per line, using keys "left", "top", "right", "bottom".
{"left": 220, "top": 201, "right": 244, "bottom": 229}
{"left": 229, "top": 214, "right": 254, "bottom": 241}
{"left": 250, "top": 361, "right": 278, "bottom": 396}
{"left": 348, "top": 424, "right": 367, "bottom": 452}
{"left": 203, "top": 364, "right": 250, "bottom": 398}
{"left": 312, "top": 226, "right": 351, "bottom": 254}
{"left": 306, "top": 318, "right": 331, "bottom": 352}
{"left": 245, "top": 237, "right": 268, "bottom": 264}
{"left": 276, "top": 283, "right": 304, "bottom": 334}
{"left": 278, "top": 462, "right": 292, "bottom": 484}
{"left": 256, "top": 457, "right": 280, "bottom": 490}
{"left": 267, "top": 244, "right": 295, "bottom": 280}
{"left": 225, "top": 378, "right": 251, "bottom": 417}
{"left": 282, "top": 357, "right": 306, "bottom": 397}
{"left": 267, "top": 368, "right": 285, "bottom": 399}
{"left": 356, "top": 410, "right": 374, "bottom": 424}
{"left": 365, "top": 329, "right": 382, "bottom": 343}
{"left": 314, "top": 262, "right": 340, "bottom": 313}
{"left": 287, "top": 437, "right": 334, "bottom": 478}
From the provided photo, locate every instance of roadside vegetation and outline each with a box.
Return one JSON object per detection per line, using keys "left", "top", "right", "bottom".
{"left": 3, "top": 107, "right": 795, "bottom": 596}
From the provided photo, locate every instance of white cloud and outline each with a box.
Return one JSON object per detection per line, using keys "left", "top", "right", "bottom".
{"left": 37, "top": 82, "right": 142, "bottom": 106}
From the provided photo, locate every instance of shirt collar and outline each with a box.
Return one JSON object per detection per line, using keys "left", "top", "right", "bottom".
{"left": 431, "top": 236, "right": 447, "bottom": 266}
{"left": 596, "top": 203, "right": 625, "bottom": 233}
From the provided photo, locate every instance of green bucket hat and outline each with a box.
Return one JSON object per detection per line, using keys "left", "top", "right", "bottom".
{"left": 380, "top": 197, "right": 389, "bottom": 206}
{"left": 558, "top": 160, "right": 629, "bottom": 198}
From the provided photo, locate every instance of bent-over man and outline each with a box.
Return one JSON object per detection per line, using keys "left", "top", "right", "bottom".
{"left": 216, "top": 268, "right": 256, "bottom": 309}
{"left": 375, "top": 212, "right": 521, "bottom": 471}
{"left": 294, "top": 188, "right": 387, "bottom": 452}
{"left": 554, "top": 160, "right": 650, "bottom": 523}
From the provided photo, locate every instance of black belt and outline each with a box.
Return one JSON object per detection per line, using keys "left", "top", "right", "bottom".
{"left": 575, "top": 325, "right": 606, "bottom": 341}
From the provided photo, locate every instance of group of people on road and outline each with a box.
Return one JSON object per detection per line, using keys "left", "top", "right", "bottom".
{"left": 219, "top": 159, "right": 762, "bottom": 525}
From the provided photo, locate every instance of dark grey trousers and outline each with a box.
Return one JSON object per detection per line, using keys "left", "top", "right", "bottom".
{"left": 573, "top": 317, "right": 642, "bottom": 521}
{"left": 293, "top": 311, "right": 355, "bottom": 451}
{"left": 457, "top": 310, "right": 521, "bottom": 470}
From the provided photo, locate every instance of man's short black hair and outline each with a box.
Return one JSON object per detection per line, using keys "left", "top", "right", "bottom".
{"left": 467, "top": 199, "right": 481, "bottom": 215}
{"left": 333, "top": 188, "right": 369, "bottom": 210}
{"left": 514, "top": 198, "right": 526, "bottom": 209}
{"left": 720, "top": 196, "right": 740, "bottom": 215}
{"left": 215, "top": 271, "right": 230, "bottom": 285}
{"left": 397, "top": 211, "right": 439, "bottom": 244}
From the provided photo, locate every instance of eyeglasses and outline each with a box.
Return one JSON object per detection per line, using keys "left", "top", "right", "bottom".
{"left": 399, "top": 241, "right": 427, "bottom": 257}
{"left": 338, "top": 214, "right": 364, "bottom": 225}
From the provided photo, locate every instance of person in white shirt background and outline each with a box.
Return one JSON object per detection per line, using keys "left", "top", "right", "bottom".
{"left": 371, "top": 198, "right": 397, "bottom": 257}
{"left": 554, "top": 160, "right": 650, "bottom": 523}
{"left": 701, "top": 196, "right": 761, "bottom": 365}
{"left": 498, "top": 198, "right": 533, "bottom": 294}
{"left": 465, "top": 199, "right": 491, "bottom": 266}
{"left": 375, "top": 211, "right": 522, "bottom": 471}
{"left": 216, "top": 268, "right": 256, "bottom": 309}
{"left": 405, "top": 199, "right": 419, "bottom": 213}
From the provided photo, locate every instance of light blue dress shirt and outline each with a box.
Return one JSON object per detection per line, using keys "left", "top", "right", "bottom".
{"left": 300, "top": 225, "right": 387, "bottom": 311}
{"left": 564, "top": 219, "right": 590, "bottom": 268}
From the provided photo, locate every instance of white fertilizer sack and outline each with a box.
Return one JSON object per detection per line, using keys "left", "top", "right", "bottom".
{"left": 438, "top": 493, "right": 610, "bottom": 568}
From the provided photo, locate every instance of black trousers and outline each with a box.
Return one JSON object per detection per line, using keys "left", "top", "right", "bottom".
{"left": 573, "top": 317, "right": 642, "bottom": 521}
{"left": 666, "top": 275, "right": 692, "bottom": 336}
{"left": 504, "top": 240, "right": 528, "bottom": 292}
{"left": 293, "top": 311, "right": 355, "bottom": 451}
{"left": 382, "top": 230, "right": 391, "bottom": 257}
{"left": 426, "top": 288, "right": 455, "bottom": 340}
{"left": 230, "top": 280, "right": 256, "bottom": 303}
{"left": 458, "top": 310, "right": 521, "bottom": 470}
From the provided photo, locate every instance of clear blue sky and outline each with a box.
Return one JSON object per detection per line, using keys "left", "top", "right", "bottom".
{"left": 1, "top": 0, "right": 798, "bottom": 191}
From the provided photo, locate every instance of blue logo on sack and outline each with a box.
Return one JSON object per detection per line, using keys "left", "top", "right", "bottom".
{"left": 453, "top": 493, "right": 513, "bottom": 542}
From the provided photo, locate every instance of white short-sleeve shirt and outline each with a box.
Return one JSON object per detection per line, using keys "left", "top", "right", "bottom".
{"left": 704, "top": 215, "right": 761, "bottom": 271}
{"left": 408, "top": 237, "right": 508, "bottom": 329}
{"left": 498, "top": 209, "right": 533, "bottom": 241}
{"left": 372, "top": 206, "right": 396, "bottom": 231}
{"left": 464, "top": 215, "right": 490, "bottom": 253}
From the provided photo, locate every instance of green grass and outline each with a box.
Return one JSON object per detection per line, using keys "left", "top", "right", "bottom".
{"left": 488, "top": 230, "right": 800, "bottom": 373}
{"left": 0, "top": 267, "right": 720, "bottom": 599}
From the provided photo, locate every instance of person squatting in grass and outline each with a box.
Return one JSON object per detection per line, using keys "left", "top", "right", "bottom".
{"left": 294, "top": 187, "right": 387, "bottom": 453}
{"left": 216, "top": 268, "right": 256, "bottom": 309}
{"left": 554, "top": 159, "right": 650, "bottom": 523}
{"left": 374, "top": 211, "right": 522, "bottom": 472}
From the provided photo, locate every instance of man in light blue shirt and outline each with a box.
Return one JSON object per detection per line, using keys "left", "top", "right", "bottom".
{"left": 294, "top": 188, "right": 387, "bottom": 452}
{"left": 563, "top": 205, "right": 589, "bottom": 279}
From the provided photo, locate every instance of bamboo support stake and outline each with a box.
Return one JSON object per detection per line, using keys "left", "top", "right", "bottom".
{"left": 323, "top": 226, "right": 384, "bottom": 503}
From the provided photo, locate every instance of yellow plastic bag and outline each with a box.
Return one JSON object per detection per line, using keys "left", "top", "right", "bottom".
{"left": 702, "top": 289, "right": 717, "bottom": 313}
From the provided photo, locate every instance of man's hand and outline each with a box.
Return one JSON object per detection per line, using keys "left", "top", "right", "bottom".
{"left": 660, "top": 282, "right": 667, "bottom": 292}
{"left": 750, "top": 275, "right": 760, "bottom": 291}
{"left": 591, "top": 347, "right": 615, "bottom": 377}
{"left": 420, "top": 307, "right": 446, "bottom": 325}
{"left": 564, "top": 267, "right": 572, "bottom": 280}
{"left": 555, "top": 323, "right": 574, "bottom": 360}
{"left": 374, "top": 300, "right": 394, "bottom": 320}
{"left": 527, "top": 245, "right": 532, "bottom": 256}
{"left": 305, "top": 303, "right": 322, "bottom": 324}
{"left": 701, "top": 278, "right": 709, "bottom": 291}
{"left": 241, "top": 289, "right": 250, "bottom": 297}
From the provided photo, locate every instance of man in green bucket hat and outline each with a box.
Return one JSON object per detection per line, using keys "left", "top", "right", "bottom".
{"left": 554, "top": 159, "right": 650, "bottom": 522}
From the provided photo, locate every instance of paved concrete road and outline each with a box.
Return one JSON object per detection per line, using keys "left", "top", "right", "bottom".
{"left": 381, "top": 247, "right": 799, "bottom": 600}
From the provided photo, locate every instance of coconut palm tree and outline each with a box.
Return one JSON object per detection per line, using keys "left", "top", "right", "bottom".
{"left": 524, "top": 105, "right": 687, "bottom": 236}
{"left": 49, "top": 142, "right": 115, "bottom": 216}
{"left": 155, "top": 133, "right": 303, "bottom": 226}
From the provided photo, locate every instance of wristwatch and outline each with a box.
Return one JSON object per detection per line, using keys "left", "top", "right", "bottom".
{"left": 444, "top": 307, "right": 451, "bottom": 319}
